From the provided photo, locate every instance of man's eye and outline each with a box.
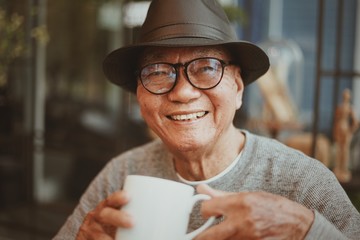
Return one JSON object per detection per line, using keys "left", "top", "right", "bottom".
{"left": 199, "top": 65, "right": 216, "bottom": 73}
{"left": 193, "top": 65, "right": 218, "bottom": 76}
{"left": 148, "top": 70, "right": 168, "bottom": 77}
{"left": 142, "top": 64, "right": 173, "bottom": 79}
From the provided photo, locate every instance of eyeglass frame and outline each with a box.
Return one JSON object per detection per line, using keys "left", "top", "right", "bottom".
{"left": 136, "top": 57, "right": 233, "bottom": 95}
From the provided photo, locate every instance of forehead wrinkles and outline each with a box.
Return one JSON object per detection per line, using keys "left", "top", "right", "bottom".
{"left": 139, "top": 46, "right": 231, "bottom": 65}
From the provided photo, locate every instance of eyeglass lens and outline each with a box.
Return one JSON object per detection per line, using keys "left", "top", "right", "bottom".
{"left": 140, "top": 58, "right": 226, "bottom": 94}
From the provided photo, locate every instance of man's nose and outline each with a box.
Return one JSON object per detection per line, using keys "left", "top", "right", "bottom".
{"left": 167, "top": 69, "right": 201, "bottom": 103}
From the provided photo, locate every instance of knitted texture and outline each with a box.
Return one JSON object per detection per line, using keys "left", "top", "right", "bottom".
{"left": 53, "top": 131, "right": 360, "bottom": 239}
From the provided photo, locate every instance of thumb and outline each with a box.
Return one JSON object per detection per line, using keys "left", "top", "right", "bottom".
{"left": 196, "top": 184, "right": 230, "bottom": 220}
{"left": 196, "top": 184, "right": 228, "bottom": 197}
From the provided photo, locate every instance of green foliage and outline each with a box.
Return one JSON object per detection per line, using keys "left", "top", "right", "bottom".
{"left": 223, "top": 5, "right": 248, "bottom": 26}
{"left": 0, "top": 8, "right": 25, "bottom": 87}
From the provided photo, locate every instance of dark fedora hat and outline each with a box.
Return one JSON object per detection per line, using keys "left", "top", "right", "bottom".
{"left": 103, "top": 0, "right": 270, "bottom": 93}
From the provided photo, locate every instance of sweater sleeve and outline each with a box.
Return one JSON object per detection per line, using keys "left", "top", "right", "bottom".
{"left": 295, "top": 159, "right": 360, "bottom": 239}
{"left": 52, "top": 158, "right": 125, "bottom": 240}
{"left": 241, "top": 133, "right": 360, "bottom": 239}
{"left": 52, "top": 139, "right": 170, "bottom": 240}
{"left": 305, "top": 210, "right": 349, "bottom": 240}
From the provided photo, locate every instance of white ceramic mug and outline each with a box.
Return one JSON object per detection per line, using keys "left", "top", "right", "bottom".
{"left": 115, "top": 175, "right": 216, "bottom": 240}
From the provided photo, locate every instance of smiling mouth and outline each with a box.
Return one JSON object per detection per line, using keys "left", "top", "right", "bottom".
{"left": 168, "top": 111, "right": 208, "bottom": 121}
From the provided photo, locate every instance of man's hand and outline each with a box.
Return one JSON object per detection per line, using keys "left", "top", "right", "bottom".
{"left": 195, "top": 184, "right": 314, "bottom": 240}
{"left": 76, "top": 191, "right": 134, "bottom": 240}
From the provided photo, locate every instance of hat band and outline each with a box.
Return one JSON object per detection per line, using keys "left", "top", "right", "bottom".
{"left": 139, "top": 23, "right": 237, "bottom": 43}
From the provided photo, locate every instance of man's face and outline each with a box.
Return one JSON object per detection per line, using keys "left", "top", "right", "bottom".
{"left": 136, "top": 46, "right": 244, "bottom": 152}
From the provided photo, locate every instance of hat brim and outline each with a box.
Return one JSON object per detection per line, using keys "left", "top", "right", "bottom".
{"left": 103, "top": 38, "right": 270, "bottom": 93}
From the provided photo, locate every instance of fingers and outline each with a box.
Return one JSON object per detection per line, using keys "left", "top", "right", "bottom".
{"left": 196, "top": 184, "right": 235, "bottom": 197}
{"left": 104, "top": 191, "right": 130, "bottom": 209}
{"left": 77, "top": 212, "right": 115, "bottom": 240}
{"left": 194, "top": 222, "right": 236, "bottom": 240}
{"left": 95, "top": 191, "right": 134, "bottom": 228}
{"left": 97, "top": 206, "right": 134, "bottom": 228}
{"left": 197, "top": 191, "right": 316, "bottom": 240}
{"left": 196, "top": 184, "right": 235, "bottom": 218}
{"left": 201, "top": 196, "right": 237, "bottom": 220}
{"left": 196, "top": 184, "right": 225, "bottom": 197}
{"left": 76, "top": 191, "right": 134, "bottom": 240}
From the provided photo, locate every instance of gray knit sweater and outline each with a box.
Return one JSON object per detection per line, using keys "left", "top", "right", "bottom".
{"left": 54, "top": 131, "right": 360, "bottom": 239}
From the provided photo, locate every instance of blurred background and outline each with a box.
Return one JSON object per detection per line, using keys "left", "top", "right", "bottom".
{"left": 0, "top": 0, "right": 359, "bottom": 239}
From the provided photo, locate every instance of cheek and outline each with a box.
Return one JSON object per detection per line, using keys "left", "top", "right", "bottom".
{"left": 139, "top": 102, "right": 148, "bottom": 115}
{"left": 218, "top": 80, "right": 240, "bottom": 108}
{"left": 139, "top": 100, "right": 154, "bottom": 118}
{"left": 137, "top": 92, "right": 152, "bottom": 117}
{"left": 211, "top": 89, "right": 237, "bottom": 121}
{"left": 137, "top": 92, "right": 161, "bottom": 124}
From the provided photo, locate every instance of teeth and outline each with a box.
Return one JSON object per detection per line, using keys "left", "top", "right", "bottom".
{"left": 170, "top": 111, "right": 206, "bottom": 121}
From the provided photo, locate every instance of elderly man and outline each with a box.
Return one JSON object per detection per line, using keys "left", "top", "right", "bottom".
{"left": 54, "top": 0, "right": 360, "bottom": 239}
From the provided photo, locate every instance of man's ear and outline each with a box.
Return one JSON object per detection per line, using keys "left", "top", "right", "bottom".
{"left": 234, "top": 67, "right": 244, "bottom": 110}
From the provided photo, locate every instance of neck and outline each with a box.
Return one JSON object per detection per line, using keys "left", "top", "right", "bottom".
{"left": 172, "top": 128, "right": 245, "bottom": 181}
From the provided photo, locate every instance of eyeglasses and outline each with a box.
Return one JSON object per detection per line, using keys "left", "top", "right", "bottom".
{"left": 138, "top": 57, "right": 231, "bottom": 95}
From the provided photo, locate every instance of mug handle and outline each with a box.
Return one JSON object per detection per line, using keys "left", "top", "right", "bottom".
{"left": 185, "top": 194, "right": 216, "bottom": 240}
